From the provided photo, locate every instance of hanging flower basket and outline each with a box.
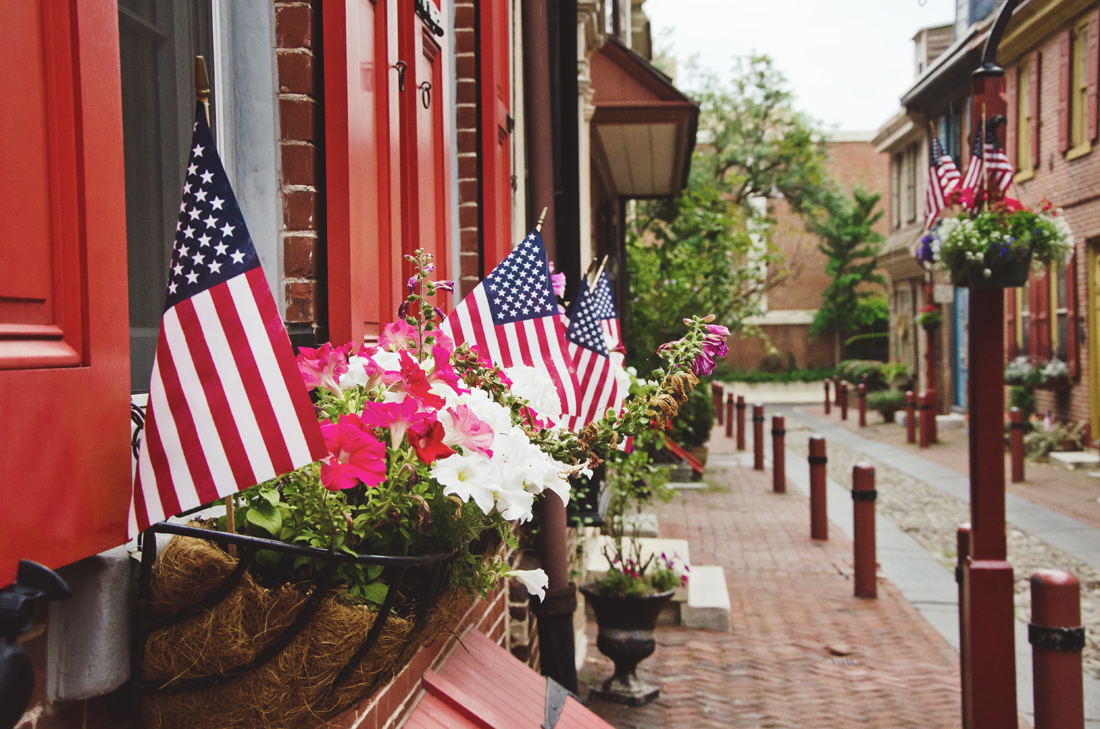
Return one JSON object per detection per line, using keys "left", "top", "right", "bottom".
{"left": 916, "top": 201, "right": 1073, "bottom": 290}
{"left": 914, "top": 305, "right": 943, "bottom": 331}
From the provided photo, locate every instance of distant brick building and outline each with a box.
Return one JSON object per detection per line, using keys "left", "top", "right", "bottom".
{"left": 724, "top": 134, "right": 890, "bottom": 370}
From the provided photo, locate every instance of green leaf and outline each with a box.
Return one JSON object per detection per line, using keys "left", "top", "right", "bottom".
{"left": 246, "top": 501, "right": 282, "bottom": 536}
{"left": 362, "top": 580, "right": 389, "bottom": 605}
{"left": 366, "top": 565, "right": 384, "bottom": 581}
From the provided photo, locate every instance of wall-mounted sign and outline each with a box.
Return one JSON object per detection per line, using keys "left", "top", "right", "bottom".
{"left": 933, "top": 285, "right": 955, "bottom": 304}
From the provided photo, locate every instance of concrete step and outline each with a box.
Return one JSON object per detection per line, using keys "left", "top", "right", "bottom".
{"left": 615, "top": 513, "right": 660, "bottom": 538}
{"left": 896, "top": 411, "right": 966, "bottom": 430}
{"left": 585, "top": 536, "right": 690, "bottom": 603}
{"left": 681, "top": 565, "right": 732, "bottom": 632}
{"left": 1050, "top": 451, "right": 1100, "bottom": 470}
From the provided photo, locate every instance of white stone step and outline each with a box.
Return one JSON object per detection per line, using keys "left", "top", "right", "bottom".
{"left": 615, "top": 513, "right": 660, "bottom": 538}
{"left": 895, "top": 411, "right": 966, "bottom": 430}
{"left": 681, "top": 565, "right": 732, "bottom": 632}
{"left": 585, "top": 536, "right": 690, "bottom": 602}
{"left": 1051, "top": 451, "right": 1100, "bottom": 470}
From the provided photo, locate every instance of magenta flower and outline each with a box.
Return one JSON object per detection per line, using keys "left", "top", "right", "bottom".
{"left": 691, "top": 324, "right": 730, "bottom": 376}
{"left": 360, "top": 397, "right": 426, "bottom": 449}
{"left": 548, "top": 261, "right": 566, "bottom": 297}
{"left": 440, "top": 404, "right": 495, "bottom": 457}
{"left": 432, "top": 331, "right": 455, "bottom": 355}
{"left": 407, "top": 418, "right": 455, "bottom": 464}
{"left": 435, "top": 280, "right": 455, "bottom": 293}
{"left": 320, "top": 415, "right": 387, "bottom": 490}
{"left": 425, "top": 346, "right": 463, "bottom": 395}
{"left": 380, "top": 321, "right": 418, "bottom": 351}
{"left": 297, "top": 343, "right": 348, "bottom": 395}
{"left": 407, "top": 275, "right": 418, "bottom": 292}
{"left": 398, "top": 350, "right": 446, "bottom": 408}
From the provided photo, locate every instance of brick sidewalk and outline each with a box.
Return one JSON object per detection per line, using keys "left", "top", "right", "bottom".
{"left": 801, "top": 403, "right": 1100, "bottom": 531}
{"left": 579, "top": 435, "right": 983, "bottom": 728}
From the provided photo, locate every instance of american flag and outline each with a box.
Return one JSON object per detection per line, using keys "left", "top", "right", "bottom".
{"left": 961, "top": 122, "right": 1014, "bottom": 201}
{"left": 442, "top": 230, "right": 581, "bottom": 416}
{"left": 131, "top": 102, "right": 327, "bottom": 533}
{"left": 960, "top": 125, "right": 986, "bottom": 195}
{"left": 591, "top": 271, "right": 624, "bottom": 354}
{"left": 924, "top": 136, "right": 961, "bottom": 229}
{"left": 562, "top": 274, "right": 624, "bottom": 428}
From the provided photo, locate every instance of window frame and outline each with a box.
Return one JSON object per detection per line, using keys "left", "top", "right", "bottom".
{"left": 1067, "top": 17, "right": 1093, "bottom": 159}
{"left": 1016, "top": 55, "right": 1034, "bottom": 180}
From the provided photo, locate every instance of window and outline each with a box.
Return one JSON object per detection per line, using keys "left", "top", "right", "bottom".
{"left": 1053, "top": 264, "right": 1069, "bottom": 360}
{"left": 905, "top": 143, "right": 919, "bottom": 225}
{"left": 1017, "top": 55, "right": 1034, "bottom": 177}
{"left": 1016, "top": 282, "right": 1031, "bottom": 354}
{"left": 118, "top": 0, "right": 216, "bottom": 390}
{"left": 1069, "top": 17, "right": 1092, "bottom": 157}
{"left": 891, "top": 153, "right": 902, "bottom": 229}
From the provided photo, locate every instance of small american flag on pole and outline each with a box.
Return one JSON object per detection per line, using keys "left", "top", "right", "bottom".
{"left": 924, "top": 136, "right": 961, "bottom": 229}
{"left": 442, "top": 230, "right": 581, "bottom": 416}
{"left": 591, "top": 271, "right": 624, "bottom": 355}
{"left": 961, "top": 121, "right": 1014, "bottom": 201}
{"left": 960, "top": 125, "right": 986, "bottom": 195}
{"left": 562, "top": 274, "right": 624, "bottom": 429}
{"left": 131, "top": 102, "right": 326, "bottom": 533}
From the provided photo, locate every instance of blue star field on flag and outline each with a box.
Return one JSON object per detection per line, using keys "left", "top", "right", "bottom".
{"left": 566, "top": 279, "right": 610, "bottom": 357}
{"left": 589, "top": 271, "right": 618, "bottom": 321}
{"left": 483, "top": 231, "right": 559, "bottom": 325}
{"left": 164, "top": 101, "right": 259, "bottom": 310}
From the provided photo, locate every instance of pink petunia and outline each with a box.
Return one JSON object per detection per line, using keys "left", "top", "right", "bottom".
{"left": 440, "top": 404, "right": 495, "bottom": 457}
{"left": 360, "top": 397, "right": 427, "bottom": 449}
{"left": 398, "top": 350, "right": 447, "bottom": 408}
{"left": 297, "top": 343, "right": 348, "bottom": 396}
{"left": 407, "top": 418, "right": 455, "bottom": 464}
{"left": 380, "top": 321, "right": 419, "bottom": 352}
{"left": 320, "top": 414, "right": 387, "bottom": 490}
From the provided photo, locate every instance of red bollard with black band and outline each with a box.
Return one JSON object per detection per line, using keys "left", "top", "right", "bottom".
{"left": 857, "top": 383, "right": 867, "bottom": 427}
{"left": 713, "top": 383, "right": 724, "bottom": 426}
{"left": 772, "top": 415, "right": 785, "bottom": 493}
{"left": 1009, "top": 407, "right": 1025, "bottom": 483}
{"left": 824, "top": 379, "right": 831, "bottom": 415}
{"left": 906, "top": 390, "right": 917, "bottom": 444}
{"left": 736, "top": 395, "right": 746, "bottom": 451}
{"left": 752, "top": 404, "right": 765, "bottom": 471}
{"left": 1030, "top": 570, "right": 1085, "bottom": 729}
{"left": 809, "top": 437, "right": 828, "bottom": 540}
{"left": 833, "top": 375, "right": 841, "bottom": 406}
{"left": 852, "top": 463, "right": 876, "bottom": 599}
{"left": 839, "top": 382, "right": 849, "bottom": 421}
{"left": 725, "top": 394, "right": 734, "bottom": 439}
{"left": 919, "top": 392, "right": 931, "bottom": 449}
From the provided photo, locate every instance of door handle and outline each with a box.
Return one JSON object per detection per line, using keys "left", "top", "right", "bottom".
{"left": 392, "top": 61, "right": 407, "bottom": 92}
{"left": 419, "top": 81, "right": 432, "bottom": 109}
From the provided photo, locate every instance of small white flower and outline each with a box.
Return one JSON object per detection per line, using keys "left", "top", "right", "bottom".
{"left": 503, "top": 365, "right": 563, "bottom": 419}
{"left": 507, "top": 568, "right": 548, "bottom": 601}
{"left": 431, "top": 452, "right": 498, "bottom": 516}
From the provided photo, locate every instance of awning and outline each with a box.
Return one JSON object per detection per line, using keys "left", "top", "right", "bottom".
{"left": 402, "top": 629, "right": 614, "bottom": 729}
{"left": 590, "top": 37, "right": 698, "bottom": 199}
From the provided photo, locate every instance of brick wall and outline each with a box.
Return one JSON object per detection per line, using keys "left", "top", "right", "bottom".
{"left": 1006, "top": 21, "right": 1100, "bottom": 435}
{"left": 453, "top": 0, "right": 482, "bottom": 295}
{"left": 275, "top": 0, "right": 324, "bottom": 337}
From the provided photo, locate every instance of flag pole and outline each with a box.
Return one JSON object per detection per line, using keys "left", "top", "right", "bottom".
{"left": 589, "top": 255, "right": 608, "bottom": 288}
{"left": 981, "top": 103, "right": 990, "bottom": 213}
{"left": 196, "top": 55, "right": 237, "bottom": 548}
{"left": 535, "top": 206, "right": 548, "bottom": 233}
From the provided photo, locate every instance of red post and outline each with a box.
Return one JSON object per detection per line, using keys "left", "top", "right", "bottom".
{"left": 839, "top": 382, "right": 849, "bottom": 421}
{"left": 753, "top": 404, "right": 765, "bottom": 471}
{"left": 833, "top": 375, "right": 841, "bottom": 406}
{"left": 725, "top": 395, "right": 734, "bottom": 439}
{"left": 809, "top": 436, "right": 828, "bottom": 540}
{"left": 713, "top": 383, "right": 724, "bottom": 426}
{"left": 906, "top": 390, "right": 916, "bottom": 444}
{"left": 1030, "top": 570, "right": 1085, "bottom": 729}
{"left": 852, "top": 463, "right": 876, "bottom": 599}
{"left": 824, "top": 379, "right": 831, "bottom": 415}
{"left": 926, "top": 279, "right": 939, "bottom": 446}
{"left": 919, "top": 392, "right": 931, "bottom": 449}
{"left": 1009, "top": 407, "right": 1025, "bottom": 483}
{"left": 857, "top": 383, "right": 867, "bottom": 427}
{"left": 957, "top": 524, "right": 972, "bottom": 729}
{"left": 772, "top": 415, "right": 785, "bottom": 493}
{"left": 736, "top": 396, "right": 746, "bottom": 451}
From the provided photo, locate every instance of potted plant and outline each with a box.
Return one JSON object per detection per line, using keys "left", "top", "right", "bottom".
{"left": 1037, "top": 358, "right": 1071, "bottom": 391}
{"left": 668, "top": 388, "right": 715, "bottom": 469}
{"left": 867, "top": 389, "right": 906, "bottom": 423}
{"left": 915, "top": 304, "right": 943, "bottom": 331}
{"left": 916, "top": 200, "right": 1073, "bottom": 288}
{"left": 580, "top": 323, "right": 728, "bottom": 705}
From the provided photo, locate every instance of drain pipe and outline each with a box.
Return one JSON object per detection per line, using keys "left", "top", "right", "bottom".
{"left": 523, "top": 0, "right": 577, "bottom": 692}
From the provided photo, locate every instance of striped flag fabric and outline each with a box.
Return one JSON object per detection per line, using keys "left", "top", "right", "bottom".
{"left": 130, "top": 102, "right": 327, "bottom": 533}
{"left": 442, "top": 230, "right": 581, "bottom": 417}
{"left": 961, "top": 122, "right": 1014, "bottom": 203}
{"left": 924, "top": 136, "right": 961, "bottom": 229}
{"left": 591, "top": 271, "right": 624, "bottom": 355}
{"left": 960, "top": 125, "right": 985, "bottom": 195}
{"left": 984, "top": 135, "right": 1014, "bottom": 194}
{"left": 562, "top": 275, "right": 624, "bottom": 429}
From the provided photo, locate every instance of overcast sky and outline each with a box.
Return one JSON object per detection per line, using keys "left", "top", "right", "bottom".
{"left": 643, "top": 0, "right": 958, "bottom": 132}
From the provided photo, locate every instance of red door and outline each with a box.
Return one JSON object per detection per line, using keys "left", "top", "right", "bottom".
{"left": 0, "top": 0, "right": 131, "bottom": 584}
{"left": 480, "top": 0, "right": 513, "bottom": 272}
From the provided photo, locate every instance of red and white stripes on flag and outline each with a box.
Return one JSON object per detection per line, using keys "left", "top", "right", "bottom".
{"left": 984, "top": 144, "right": 1014, "bottom": 193}
{"left": 131, "top": 103, "right": 325, "bottom": 534}
{"left": 924, "top": 136, "right": 961, "bottom": 229}
{"left": 563, "top": 341, "right": 623, "bottom": 430}
{"left": 441, "top": 230, "right": 581, "bottom": 417}
{"left": 560, "top": 273, "right": 625, "bottom": 430}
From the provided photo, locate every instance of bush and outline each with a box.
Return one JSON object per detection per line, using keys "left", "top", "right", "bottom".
{"left": 759, "top": 352, "right": 786, "bottom": 373}
{"left": 867, "top": 389, "right": 906, "bottom": 414}
{"left": 669, "top": 389, "right": 715, "bottom": 449}
{"left": 836, "top": 359, "right": 909, "bottom": 392}
{"left": 1024, "top": 421, "right": 1087, "bottom": 460}
{"left": 706, "top": 362, "right": 836, "bottom": 384}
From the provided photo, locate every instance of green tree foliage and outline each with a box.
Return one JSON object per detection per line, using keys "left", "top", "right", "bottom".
{"left": 805, "top": 187, "right": 887, "bottom": 361}
{"left": 624, "top": 55, "right": 831, "bottom": 370}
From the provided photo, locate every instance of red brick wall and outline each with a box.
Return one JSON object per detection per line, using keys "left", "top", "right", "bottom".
{"left": 1007, "top": 22, "right": 1100, "bottom": 435}
{"left": 453, "top": 0, "right": 482, "bottom": 294}
{"left": 275, "top": 0, "right": 323, "bottom": 331}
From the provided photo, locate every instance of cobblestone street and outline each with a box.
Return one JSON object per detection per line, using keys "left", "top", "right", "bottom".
{"left": 578, "top": 431, "right": 988, "bottom": 728}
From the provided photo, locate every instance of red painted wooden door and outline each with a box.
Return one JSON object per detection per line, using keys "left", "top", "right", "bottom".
{"left": 480, "top": 0, "right": 513, "bottom": 273}
{"left": 0, "top": 0, "right": 131, "bottom": 584}
{"left": 398, "top": 2, "right": 452, "bottom": 307}
{"left": 324, "top": 0, "right": 401, "bottom": 346}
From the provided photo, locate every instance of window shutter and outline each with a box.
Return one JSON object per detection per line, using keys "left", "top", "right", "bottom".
{"left": 1067, "top": 252, "right": 1080, "bottom": 378}
{"left": 479, "top": 0, "right": 513, "bottom": 274}
{"left": 1007, "top": 64, "right": 1018, "bottom": 170}
{"left": 0, "top": 0, "right": 132, "bottom": 584}
{"left": 1089, "top": 11, "right": 1099, "bottom": 141}
{"left": 1060, "top": 28, "right": 1072, "bottom": 153}
{"left": 1006, "top": 289, "right": 1017, "bottom": 358}
{"left": 1033, "top": 270, "right": 1052, "bottom": 358}
{"left": 1031, "top": 51, "right": 1042, "bottom": 169}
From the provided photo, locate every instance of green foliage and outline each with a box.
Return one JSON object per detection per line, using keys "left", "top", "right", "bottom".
{"left": 836, "top": 359, "right": 908, "bottom": 391}
{"left": 867, "top": 389, "right": 907, "bottom": 414}
{"left": 669, "top": 389, "right": 715, "bottom": 449}
{"left": 806, "top": 187, "right": 887, "bottom": 343}
{"left": 937, "top": 208, "right": 1073, "bottom": 281}
{"left": 1010, "top": 386, "right": 1037, "bottom": 422}
{"left": 1025, "top": 421, "right": 1087, "bottom": 460}
{"left": 706, "top": 362, "right": 836, "bottom": 383}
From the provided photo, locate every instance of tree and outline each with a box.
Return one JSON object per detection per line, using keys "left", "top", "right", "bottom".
{"left": 806, "top": 186, "right": 887, "bottom": 364}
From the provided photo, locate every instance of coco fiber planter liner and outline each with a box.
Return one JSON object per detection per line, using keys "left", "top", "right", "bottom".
{"left": 135, "top": 522, "right": 463, "bottom": 729}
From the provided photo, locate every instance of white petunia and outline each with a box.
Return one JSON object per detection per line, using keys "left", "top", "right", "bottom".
{"left": 503, "top": 365, "right": 563, "bottom": 419}
{"left": 507, "top": 568, "right": 548, "bottom": 601}
{"left": 431, "top": 452, "right": 498, "bottom": 516}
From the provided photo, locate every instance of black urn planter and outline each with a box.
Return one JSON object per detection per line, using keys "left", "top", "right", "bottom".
{"left": 580, "top": 583, "right": 674, "bottom": 705}
{"left": 949, "top": 252, "right": 1032, "bottom": 288}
